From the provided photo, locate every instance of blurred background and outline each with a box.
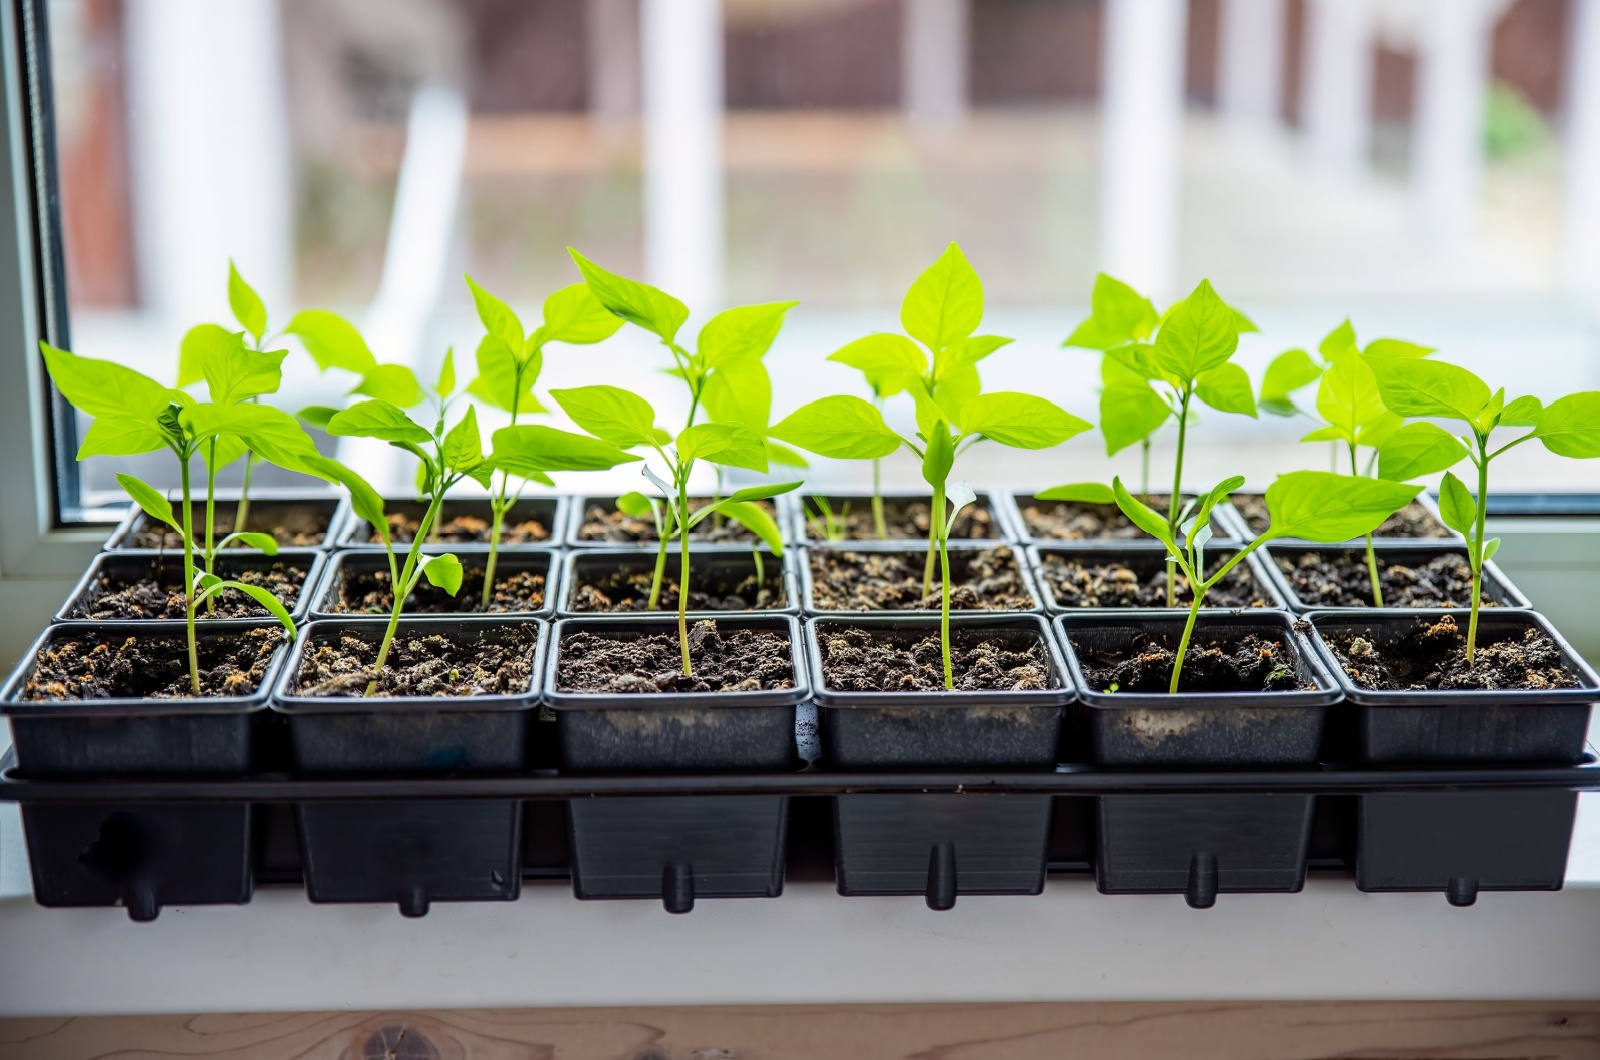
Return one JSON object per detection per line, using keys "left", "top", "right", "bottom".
{"left": 44, "top": 0, "right": 1600, "bottom": 504}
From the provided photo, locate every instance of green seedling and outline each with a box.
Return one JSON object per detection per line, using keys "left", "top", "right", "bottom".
{"left": 1291, "top": 325, "right": 1465, "bottom": 605}
{"left": 558, "top": 248, "right": 803, "bottom": 674}
{"left": 1364, "top": 356, "right": 1600, "bottom": 662}
{"left": 1064, "top": 273, "right": 1259, "bottom": 504}
{"left": 462, "top": 276, "right": 623, "bottom": 606}
{"left": 804, "top": 494, "right": 851, "bottom": 542}
{"left": 1112, "top": 471, "right": 1421, "bottom": 693}
{"left": 43, "top": 341, "right": 315, "bottom": 693}
{"left": 773, "top": 247, "right": 1090, "bottom": 688}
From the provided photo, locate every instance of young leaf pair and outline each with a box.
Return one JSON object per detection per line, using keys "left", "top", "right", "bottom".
{"left": 774, "top": 244, "right": 1091, "bottom": 689}
{"left": 562, "top": 248, "right": 802, "bottom": 675}
{"left": 1112, "top": 471, "right": 1421, "bottom": 693}
{"left": 1363, "top": 356, "right": 1600, "bottom": 661}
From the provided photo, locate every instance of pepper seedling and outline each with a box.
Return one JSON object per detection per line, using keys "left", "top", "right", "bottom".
{"left": 43, "top": 342, "right": 318, "bottom": 692}
{"left": 462, "top": 276, "right": 623, "bottom": 607}
{"left": 1294, "top": 327, "right": 1466, "bottom": 605}
{"left": 557, "top": 248, "right": 802, "bottom": 674}
{"left": 1112, "top": 471, "right": 1421, "bottom": 693}
{"left": 1363, "top": 356, "right": 1600, "bottom": 662}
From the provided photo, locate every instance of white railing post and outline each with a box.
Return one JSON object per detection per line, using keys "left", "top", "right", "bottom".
{"left": 1218, "top": 0, "right": 1285, "bottom": 135}
{"left": 1563, "top": 0, "right": 1600, "bottom": 295}
{"left": 1100, "top": 0, "right": 1187, "bottom": 302}
{"left": 903, "top": 0, "right": 968, "bottom": 137}
{"left": 642, "top": 0, "right": 724, "bottom": 309}
{"left": 1412, "top": 0, "right": 1502, "bottom": 237}
{"left": 1301, "top": 0, "right": 1373, "bottom": 182}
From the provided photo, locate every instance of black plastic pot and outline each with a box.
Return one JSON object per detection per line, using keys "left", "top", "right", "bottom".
{"left": 546, "top": 614, "right": 807, "bottom": 772}
{"left": 1304, "top": 609, "right": 1598, "bottom": 763}
{"left": 1218, "top": 491, "right": 1452, "bottom": 544}
{"left": 57, "top": 549, "right": 326, "bottom": 624}
{"left": 105, "top": 489, "right": 348, "bottom": 551}
{"left": 1261, "top": 542, "right": 1529, "bottom": 613}
{"left": 1001, "top": 489, "right": 1238, "bottom": 548}
{"left": 0, "top": 620, "right": 291, "bottom": 776}
{"left": 1026, "top": 544, "right": 1285, "bottom": 614}
{"left": 800, "top": 542, "right": 1044, "bottom": 617}
{"left": 1054, "top": 610, "right": 1342, "bottom": 767}
{"left": 1356, "top": 790, "right": 1578, "bottom": 905}
{"left": 558, "top": 546, "right": 797, "bottom": 617}
{"left": 790, "top": 489, "right": 1016, "bottom": 545}
{"left": 547, "top": 614, "right": 807, "bottom": 909}
{"left": 807, "top": 613, "right": 1074, "bottom": 768}
{"left": 308, "top": 546, "right": 558, "bottom": 620}
{"left": 567, "top": 494, "right": 790, "bottom": 548}
{"left": 336, "top": 495, "right": 565, "bottom": 549}
{"left": 271, "top": 616, "right": 546, "bottom": 914}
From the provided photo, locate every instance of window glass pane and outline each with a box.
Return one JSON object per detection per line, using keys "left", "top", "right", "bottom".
{"left": 45, "top": 0, "right": 1600, "bottom": 508}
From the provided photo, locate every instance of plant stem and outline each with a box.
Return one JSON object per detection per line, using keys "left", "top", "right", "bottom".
{"left": 367, "top": 491, "right": 446, "bottom": 695}
{"left": 933, "top": 483, "right": 954, "bottom": 690}
{"left": 922, "top": 511, "right": 937, "bottom": 598}
{"left": 180, "top": 457, "right": 200, "bottom": 695}
{"left": 872, "top": 458, "right": 887, "bottom": 538}
{"left": 1140, "top": 438, "right": 1151, "bottom": 501}
{"left": 678, "top": 498, "right": 693, "bottom": 676}
{"left": 1467, "top": 439, "right": 1490, "bottom": 664}
{"left": 233, "top": 452, "right": 255, "bottom": 541}
{"left": 1349, "top": 444, "right": 1383, "bottom": 608}
{"left": 482, "top": 493, "right": 506, "bottom": 610}
{"left": 752, "top": 548, "right": 765, "bottom": 595}
{"left": 1165, "top": 389, "right": 1193, "bottom": 608}
{"left": 1169, "top": 592, "right": 1203, "bottom": 695}
{"left": 203, "top": 440, "right": 218, "bottom": 614}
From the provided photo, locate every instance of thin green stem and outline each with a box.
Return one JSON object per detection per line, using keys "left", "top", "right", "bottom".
{"left": 180, "top": 456, "right": 200, "bottom": 695}
{"left": 1140, "top": 438, "right": 1151, "bottom": 501}
{"left": 678, "top": 497, "right": 693, "bottom": 676}
{"left": 1165, "top": 389, "right": 1193, "bottom": 608}
{"left": 934, "top": 483, "right": 954, "bottom": 690}
{"left": 367, "top": 490, "right": 447, "bottom": 695}
{"left": 922, "top": 525, "right": 937, "bottom": 599}
{"left": 1169, "top": 592, "right": 1203, "bottom": 695}
{"left": 233, "top": 452, "right": 255, "bottom": 540}
{"left": 1348, "top": 443, "right": 1383, "bottom": 608}
{"left": 482, "top": 491, "right": 507, "bottom": 610}
{"left": 871, "top": 458, "right": 887, "bottom": 538}
{"left": 203, "top": 440, "right": 218, "bottom": 614}
{"left": 647, "top": 506, "right": 671, "bottom": 610}
{"left": 1467, "top": 437, "right": 1490, "bottom": 664}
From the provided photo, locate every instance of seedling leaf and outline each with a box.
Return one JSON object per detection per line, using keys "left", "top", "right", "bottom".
{"left": 1377, "top": 421, "right": 1468, "bottom": 481}
{"left": 550, "top": 385, "right": 661, "bottom": 449}
{"left": 1153, "top": 279, "right": 1238, "bottom": 381}
{"left": 901, "top": 242, "right": 983, "bottom": 353}
{"left": 1194, "top": 362, "right": 1258, "bottom": 417}
{"left": 698, "top": 301, "right": 797, "bottom": 367}
{"left": 1364, "top": 356, "right": 1490, "bottom": 423}
{"left": 1111, "top": 477, "right": 1176, "bottom": 548}
{"left": 676, "top": 422, "right": 769, "bottom": 473}
{"left": 419, "top": 552, "right": 463, "bottom": 595}
{"left": 1035, "top": 482, "right": 1116, "bottom": 504}
{"left": 1437, "top": 471, "right": 1478, "bottom": 537}
{"left": 770, "top": 395, "right": 902, "bottom": 459}
{"left": 227, "top": 261, "right": 267, "bottom": 342}
{"left": 326, "top": 400, "right": 431, "bottom": 444}
{"left": 1532, "top": 392, "right": 1600, "bottom": 458}
{"left": 1263, "top": 471, "right": 1421, "bottom": 542}
{"left": 959, "top": 392, "right": 1093, "bottom": 449}
{"left": 116, "top": 473, "right": 183, "bottom": 541}
{"left": 568, "top": 247, "right": 689, "bottom": 343}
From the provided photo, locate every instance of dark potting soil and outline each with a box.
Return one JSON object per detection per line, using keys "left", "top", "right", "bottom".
{"left": 802, "top": 497, "right": 1000, "bottom": 540}
{"left": 1019, "top": 494, "right": 1218, "bottom": 541}
{"left": 1076, "top": 632, "right": 1313, "bottom": 693}
{"left": 129, "top": 503, "right": 330, "bottom": 548}
{"left": 817, "top": 625, "right": 1053, "bottom": 693}
{"left": 1039, "top": 552, "right": 1270, "bottom": 609}
{"left": 569, "top": 560, "right": 784, "bottom": 612}
{"left": 291, "top": 625, "right": 540, "bottom": 698}
{"left": 556, "top": 620, "right": 794, "bottom": 693}
{"left": 330, "top": 565, "right": 547, "bottom": 614}
{"left": 1325, "top": 614, "right": 1578, "bottom": 692}
{"left": 1277, "top": 550, "right": 1495, "bottom": 608}
{"left": 1235, "top": 494, "right": 1448, "bottom": 538}
{"left": 808, "top": 546, "right": 1033, "bottom": 611}
{"left": 577, "top": 498, "right": 779, "bottom": 544}
{"left": 367, "top": 511, "right": 553, "bottom": 545}
{"left": 21, "top": 626, "right": 285, "bottom": 700}
{"left": 70, "top": 561, "right": 308, "bottom": 620}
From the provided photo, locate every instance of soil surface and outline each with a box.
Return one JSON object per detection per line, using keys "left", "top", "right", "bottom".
{"left": 808, "top": 546, "right": 1033, "bottom": 611}
{"left": 801, "top": 496, "right": 1000, "bottom": 541}
{"left": 70, "top": 560, "right": 308, "bottom": 620}
{"left": 1018, "top": 494, "right": 1224, "bottom": 541}
{"left": 818, "top": 625, "right": 1053, "bottom": 692}
{"left": 329, "top": 563, "right": 548, "bottom": 614}
{"left": 1235, "top": 494, "right": 1448, "bottom": 538}
{"left": 22, "top": 626, "right": 285, "bottom": 700}
{"left": 128, "top": 503, "right": 331, "bottom": 549}
{"left": 577, "top": 498, "right": 779, "bottom": 544}
{"left": 292, "top": 625, "right": 540, "bottom": 697}
{"left": 556, "top": 620, "right": 794, "bottom": 693}
{"left": 366, "top": 510, "right": 553, "bottom": 545}
{"left": 569, "top": 558, "right": 785, "bottom": 612}
{"left": 1276, "top": 550, "right": 1497, "bottom": 608}
{"left": 1039, "top": 551, "right": 1270, "bottom": 609}
{"left": 1325, "top": 614, "right": 1579, "bottom": 692}
{"left": 1076, "top": 632, "right": 1313, "bottom": 693}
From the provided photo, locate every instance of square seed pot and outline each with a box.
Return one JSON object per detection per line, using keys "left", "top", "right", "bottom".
{"left": 546, "top": 614, "right": 807, "bottom": 772}
{"left": 800, "top": 542, "right": 1044, "bottom": 617}
{"left": 0, "top": 620, "right": 291, "bottom": 776}
{"left": 1002, "top": 489, "right": 1238, "bottom": 548}
{"left": 1356, "top": 790, "right": 1578, "bottom": 905}
{"left": 336, "top": 495, "right": 565, "bottom": 549}
{"left": 105, "top": 490, "right": 348, "bottom": 551}
{"left": 309, "top": 546, "right": 559, "bottom": 621}
{"left": 1304, "top": 609, "right": 1598, "bottom": 763}
{"left": 1261, "top": 541, "right": 1529, "bottom": 614}
{"left": 1027, "top": 544, "right": 1285, "bottom": 614}
{"left": 1054, "top": 610, "right": 1341, "bottom": 767}
{"left": 58, "top": 549, "right": 326, "bottom": 624}
{"left": 271, "top": 616, "right": 545, "bottom": 914}
{"left": 790, "top": 489, "right": 1016, "bottom": 545}
{"left": 558, "top": 546, "right": 798, "bottom": 617}
{"left": 807, "top": 613, "right": 1074, "bottom": 768}
{"left": 567, "top": 495, "right": 790, "bottom": 548}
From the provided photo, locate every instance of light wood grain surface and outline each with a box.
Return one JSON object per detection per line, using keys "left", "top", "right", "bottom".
{"left": 3, "top": 1001, "right": 1598, "bottom": 1060}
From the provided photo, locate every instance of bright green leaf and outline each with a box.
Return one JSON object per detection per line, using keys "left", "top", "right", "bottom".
{"left": 568, "top": 247, "right": 689, "bottom": 343}
{"left": 284, "top": 310, "right": 377, "bottom": 375}
{"left": 466, "top": 333, "right": 545, "bottom": 415}
{"left": 698, "top": 301, "right": 797, "bottom": 368}
{"left": 349, "top": 363, "right": 424, "bottom": 407}
{"left": 441, "top": 406, "right": 483, "bottom": 474}
{"left": 1363, "top": 337, "right": 1434, "bottom": 359}
{"left": 959, "top": 392, "right": 1093, "bottom": 449}
{"left": 434, "top": 347, "right": 456, "bottom": 397}
{"left": 419, "top": 552, "right": 464, "bottom": 596}
{"left": 541, "top": 281, "right": 625, "bottom": 345}
{"left": 701, "top": 357, "right": 771, "bottom": 433}
{"left": 1100, "top": 381, "right": 1171, "bottom": 456}
{"left": 42, "top": 342, "right": 176, "bottom": 422}
{"left": 178, "top": 324, "right": 235, "bottom": 389}
{"left": 297, "top": 406, "right": 340, "bottom": 429}
{"left": 209, "top": 579, "right": 294, "bottom": 636}
{"left": 1064, "top": 273, "right": 1158, "bottom": 350}
{"left": 202, "top": 332, "right": 286, "bottom": 406}
{"left": 1364, "top": 356, "right": 1491, "bottom": 424}
{"left": 921, "top": 420, "right": 955, "bottom": 490}
{"left": 325, "top": 400, "right": 430, "bottom": 444}
{"left": 116, "top": 473, "right": 182, "bottom": 540}
{"left": 78, "top": 417, "right": 171, "bottom": 458}
{"left": 1318, "top": 319, "right": 1358, "bottom": 361}
{"left": 300, "top": 455, "right": 388, "bottom": 546}
{"left": 828, "top": 333, "right": 926, "bottom": 397}
{"left": 464, "top": 275, "right": 523, "bottom": 352}
{"left": 901, "top": 242, "right": 983, "bottom": 353}
{"left": 1533, "top": 392, "right": 1600, "bottom": 458}
{"left": 1153, "top": 279, "right": 1238, "bottom": 382}
{"left": 720, "top": 500, "right": 784, "bottom": 555}
{"left": 228, "top": 261, "right": 267, "bottom": 342}
{"left": 1377, "top": 421, "right": 1469, "bottom": 481}
{"left": 1195, "top": 361, "right": 1258, "bottom": 418}
{"left": 202, "top": 433, "right": 249, "bottom": 473}
{"left": 224, "top": 531, "right": 279, "bottom": 553}
{"left": 1263, "top": 471, "right": 1422, "bottom": 542}
{"left": 616, "top": 491, "right": 655, "bottom": 519}
{"left": 676, "top": 422, "right": 769, "bottom": 473}
{"left": 1316, "top": 352, "right": 1385, "bottom": 440}
{"left": 1356, "top": 410, "right": 1404, "bottom": 450}
{"left": 770, "top": 395, "right": 902, "bottom": 460}
{"left": 1437, "top": 471, "right": 1477, "bottom": 537}
{"left": 765, "top": 439, "right": 809, "bottom": 468}
{"left": 1111, "top": 477, "right": 1176, "bottom": 548}
{"left": 550, "top": 385, "right": 660, "bottom": 448}
{"left": 1036, "top": 482, "right": 1115, "bottom": 504}
{"left": 1500, "top": 394, "right": 1544, "bottom": 427}
{"left": 949, "top": 334, "right": 1013, "bottom": 366}
{"left": 490, "top": 424, "right": 642, "bottom": 476}
{"left": 1259, "top": 348, "right": 1323, "bottom": 416}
